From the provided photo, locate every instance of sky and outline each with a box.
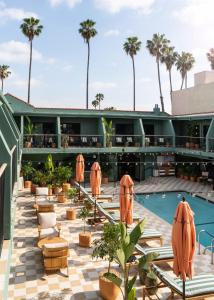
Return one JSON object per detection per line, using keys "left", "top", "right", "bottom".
{"left": 0, "top": 0, "right": 213, "bottom": 113}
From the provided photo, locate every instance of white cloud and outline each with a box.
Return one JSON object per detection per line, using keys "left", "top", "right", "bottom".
{"left": 94, "top": 0, "right": 155, "bottom": 14}
{"left": 13, "top": 78, "right": 42, "bottom": 88}
{"left": 49, "top": 0, "right": 82, "bottom": 8}
{"left": 104, "top": 29, "right": 120, "bottom": 37}
{"left": 0, "top": 1, "right": 38, "bottom": 21}
{"left": 138, "top": 77, "right": 152, "bottom": 83}
{"left": 89, "top": 81, "right": 117, "bottom": 91}
{"left": 62, "top": 64, "right": 73, "bottom": 72}
{"left": 46, "top": 57, "right": 56, "bottom": 65}
{"left": 173, "top": 0, "right": 214, "bottom": 28}
{"left": 0, "top": 40, "right": 42, "bottom": 63}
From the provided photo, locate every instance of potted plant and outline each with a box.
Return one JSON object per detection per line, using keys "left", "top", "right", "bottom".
{"left": 102, "top": 117, "right": 115, "bottom": 148}
{"left": 22, "top": 162, "right": 34, "bottom": 188}
{"left": 104, "top": 220, "right": 145, "bottom": 300}
{"left": 66, "top": 188, "right": 78, "bottom": 220}
{"left": 102, "top": 163, "right": 112, "bottom": 184}
{"left": 31, "top": 169, "right": 41, "bottom": 193}
{"left": 53, "top": 166, "right": 72, "bottom": 201}
{"left": 92, "top": 223, "right": 121, "bottom": 300}
{"left": 138, "top": 252, "right": 159, "bottom": 285}
{"left": 184, "top": 165, "right": 191, "bottom": 180}
{"left": 78, "top": 207, "right": 91, "bottom": 247}
{"left": 145, "top": 271, "right": 158, "bottom": 295}
{"left": 24, "top": 116, "right": 35, "bottom": 148}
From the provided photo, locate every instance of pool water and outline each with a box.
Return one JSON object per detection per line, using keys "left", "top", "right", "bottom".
{"left": 136, "top": 191, "right": 214, "bottom": 249}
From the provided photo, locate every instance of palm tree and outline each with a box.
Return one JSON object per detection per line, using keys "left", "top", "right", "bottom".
{"left": 161, "top": 46, "right": 178, "bottom": 102}
{"left": 0, "top": 65, "right": 11, "bottom": 93}
{"left": 79, "top": 19, "right": 97, "bottom": 109}
{"left": 176, "top": 52, "right": 195, "bottom": 90}
{"left": 92, "top": 99, "right": 99, "bottom": 109}
{"left": 123, "top": 37, "right": 141, "bottom": 111}
{"left": 20, "top": 17, "right": 43, "bottom": 104}
{"left": 95, "top": 93, "right": 104, "bottom": 110}
{"left": 207, "top": 48, "right": 214, "bottom": 70}
{"left": 146, "top": 33, "right": 170, "bottom": 112}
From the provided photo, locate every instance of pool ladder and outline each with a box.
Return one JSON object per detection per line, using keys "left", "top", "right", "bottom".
{"left": 198, "top": 229, "right": 214, "bottom": 264}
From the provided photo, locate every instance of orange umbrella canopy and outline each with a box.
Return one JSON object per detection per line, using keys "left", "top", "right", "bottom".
{"left": 172, "top": 200, "right": 196, "bottom": 281}
{"left": 90, "top": 162, "right": 102, "bottom": 197}
{"left": 76, "top": 154, "right": 84, "bottom": 182}
{"left": 120, "top": 174, "right": 134, "bottom": 225}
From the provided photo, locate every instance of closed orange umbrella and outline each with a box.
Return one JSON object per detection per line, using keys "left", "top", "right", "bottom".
{"left": 120, "top": 174, "right": 134, "bottom": 225}
{"left": 90, "top": 162, "right": 102, "bottom": 197}
{"left": 76, "top": 154, "right": 84, "bottom": 183}
{"left": 172, "top": 197, "right": 196, "bottom": 299}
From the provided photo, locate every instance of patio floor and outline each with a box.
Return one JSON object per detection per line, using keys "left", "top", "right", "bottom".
{"left": 8, "top": 177, "right": 214, "bottom": 300}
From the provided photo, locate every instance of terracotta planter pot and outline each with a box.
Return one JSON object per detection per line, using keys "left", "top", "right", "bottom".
{"left": 190, "top": 176, "right": 196, "bottom": 182}
{"left": 79, "top": 231, "right": 91, "bottom": 247}
{"left": 184, "top": 176, "right": 189, "bottom": 180}
{"left": 179, "top": 175, "right": 184, "bottom": 179}
{"left": 24, "top": 180, "right": 32, "bottom": 189}
{"left": 48, "top": 188, "right": 52, "bottom": 196}
{"left": 57, "top": 193, "right": 66, "bottom": 203}
{"left": 102, "top": 177, "right": 109, "bottom": 184}
{"left": 66, "top": 208, "right": 76, "bottom": 220}
{"left": 63, "top": 183, "right": 71, "bottom": 192}
{"left": 99, "top": 271, "right": 121, "bottom": 300}
{"left": 53, "top": 187, "right": 62, "bottom": 195}
{"left": 31, "top": 184, "right": 38, "bottom": 194}
{"left": 186, "top": 142, "right": 190, "bottom": 148}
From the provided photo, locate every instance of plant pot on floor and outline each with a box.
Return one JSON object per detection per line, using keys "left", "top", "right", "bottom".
{"left": 99, "top": 270, "right": 121, "bottom": 300}
{"left": 31, "top": 184, "right": 38, "bottom": 194}
{"left": 24, "top": 180, "right": 32, "bottom": 189}
{"left": 79, "top": 231, "right": 91, "bottom": 247}
{"left": 102, "top": 177, "right": 109, "bottom": 184}
{"left": 184, "top": 176, "right": 189, "bottom": 180}
{"left": 48, "top": 187, "right": 52, "bottom": 196}
{"left": 66, "top": 208, "right": 76, "bottom": 220}
{"left": 63, "top": 183, "right": 71, "bottom": 193}
{"left": 53, "top": 187, "right": 62, "bottom": 195}
{"left": 57, "top": 192, "right": 66, "bottom": 203}
{"left": 190, "top": 176, "right": 196, "bottom": 182}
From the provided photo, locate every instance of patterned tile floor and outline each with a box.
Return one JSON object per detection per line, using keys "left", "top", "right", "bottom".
{"left": 8, "top": 177, "right": 214, "bottom": 300}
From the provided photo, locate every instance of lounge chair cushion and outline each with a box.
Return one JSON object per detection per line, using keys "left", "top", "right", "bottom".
{"left": 136, "top": 245, "right": 173, "bottom": 260}
{"left": 153, "top": 265, "right": 214, "bottom": 297}
{"left": 36, "top": 187, "right": 49, "bottom": 196}
{"left": 38, "top": 212, "right": 56, "bottom": 229}
{"left": 39, "top": 227, "right": 58, "bottom": 239}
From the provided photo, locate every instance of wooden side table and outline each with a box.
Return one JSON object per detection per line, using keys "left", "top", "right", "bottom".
{"left": 38, "top": 236, "right": 68, "bottom": 249}
{"left": 66, "top": 208, "right": 76, "bottom": 220}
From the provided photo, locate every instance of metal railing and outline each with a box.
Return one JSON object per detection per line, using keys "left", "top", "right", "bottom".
{"left": 61, "top": 134, "right": 103, "bottom": 148}
{"left": 0, "top": 164, "right": 6, "bottom": 255}
{"left": 111, "top": 135, "right": 142, "bottom": 147}
{"left": 198, "top": 229, "right": 214, "bottom": 264}
{"left": 23, "top": 134, "right": 58, "bottom": 148}
{"left": 207, "top": 138, "right": 214, "bottom": 152}
{"left": 175, "top": 136, "right": 206, "bottom": 150}
{"left": 144, "top": 135, "right": 173, "bottom": 147}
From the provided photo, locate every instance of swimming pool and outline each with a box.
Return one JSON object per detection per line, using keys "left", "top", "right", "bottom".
{"left": 136, "top": 191, "right": 214, "bottom": 249}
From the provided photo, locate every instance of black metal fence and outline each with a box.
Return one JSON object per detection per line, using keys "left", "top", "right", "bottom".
{"left": 0, "top": 164, "right": 6, "bottom": 254}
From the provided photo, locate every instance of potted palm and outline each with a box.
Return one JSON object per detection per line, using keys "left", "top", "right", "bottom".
{"left": 24, "top": 116, "right": 35, "bottom": 148}
{"left": 22, "top": 162, "right": 34, "bottom": 188}
{"left": 31, "top": 169, "right": 41, "bottom": 194}
{"left": 53, "top": 166, "right": 72, "bottom": 202}
{"left": 92, "top": 223, "right": 121, "bottom": 300}
{"left": 102, "top": 117, "right": 115, "bottom": 148}
{"left": 78, "top": 207, "right": 91, "bottom": 247}
{"left": 66, "top": 188, "right": 78, "bottom": 220}
{"left": 104, "top": 220, "right": 146, "bottom": 300}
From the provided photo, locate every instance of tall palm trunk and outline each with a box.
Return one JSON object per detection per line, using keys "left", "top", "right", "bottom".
{"left": 99, "top": 101, "right": 100, "bottom": 110}
{"left": 86, "top": 41, "right": 90, "bottom": 109}
{"left": 185, "top": 73, "right": 187, "bottom": 88}
{"left": 1, "top": 78, "right": 3, "bottom": 93}
{"left": 132, "top": 56, "right": 136, "bottom": 111}
{"left": 28, "top": 40, "right": 33, "bottom": 104}
{"left": 156, "top": 58, "right": 164, "bottom": 112}
{"left": 169, "top": 69, "right": 172, "bottom": 103}
{"left": 180, "top": 75, "right": 185, "bottom": 90}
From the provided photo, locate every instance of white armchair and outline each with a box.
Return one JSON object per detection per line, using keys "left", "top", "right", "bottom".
{"left": 38, "top": 212, "right": 61, "bottom": 240}
{"left": 35, "top": 187, "right": 49, "bottom": 203}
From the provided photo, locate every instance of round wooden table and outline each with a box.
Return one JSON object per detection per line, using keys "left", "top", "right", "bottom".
{"left": 37, "top": 236, "right": 68, "bottom": 249}
{"left": 66, "top": 208, "right": 76, "bottom": 220}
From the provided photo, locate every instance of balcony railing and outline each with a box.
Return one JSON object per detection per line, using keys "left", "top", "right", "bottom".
{"left": 111, "top": 135, "right": 142, "bottom": 147}
{"left": 175, "top": 136, "right": 206, "bottom": 150}
{"left": 145, "top": 135, "right": 173, "bottom": 147}
{"left": 23, "top": 134, "right": 58, "bottom": 148}
{"left": 61, "top": 134, "right": 103, "bottom": 148}
{"left": 207, "top": 138, "right": 214, "bottom": 152}
{"left": 0, "top": 164, "right": 6, "bottom": 254}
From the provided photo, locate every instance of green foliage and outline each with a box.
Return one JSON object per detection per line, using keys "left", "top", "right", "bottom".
{"left": 123, "top": 37, "right": 141, "bottom": 58}
{"left": 24, "top": 116, "right": 35, "bottom": 135}
{"left": 22, "top": 161, "right": 34, "bottom": 180}
{"left": 20, "top": 17, "right": 43, "bottom": 41}
{"left": 78, "top": 207, "right": 90, "bottom": 233}
{"left": 92, "top": 223, "right": 120, "bottom": 273}
{"left": 45, "top": 154, "right": 54, "bottom": 174}
{"left": 67, "top": 188, "right": 77, "bottom": 201}
{"left": 102, "top": 117, "right": 115, "bottom": 147}
{"left": 104, "top": 220, "right": 146, "bottom": 300}
{"left": 79, "top": 19, "right": 97, "bottom": 43}
{"left": 207, "top": 48, "right": 214, "bottom": 70}
{"left": 53, "top": 165, "right": 72, "bottom": 186}
{"left": 92, "top": 99, "right": 99, "bottom": 109}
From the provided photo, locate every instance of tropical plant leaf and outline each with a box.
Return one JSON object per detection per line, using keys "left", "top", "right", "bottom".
{"left": 116, "top": 248, "right": 125, "bottom": 269}
{"left": 138, "top": 252, "right": 159, "bottom": 269}
{"left": 129, "top": 219, "right": 146, "bottom": 245}
{"left": 127, "top": 276, "right": 137, "bottom": 294}
{"left": 104, "top": 272, "right": 122, "bottom": 289}
{"left": 128, "top": 287, "right": 136, "bottom": 300}
{"left": 125, "top": 242, "right": 135, "bottom": 262}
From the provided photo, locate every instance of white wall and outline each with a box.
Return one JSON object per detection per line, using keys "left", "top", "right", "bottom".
{"left": 195, "top": 71, "right": 214, "bottom": 86}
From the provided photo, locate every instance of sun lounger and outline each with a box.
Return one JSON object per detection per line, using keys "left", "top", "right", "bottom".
{"left": 97, "top": 204, "right": 140, "bottom": 222}
{"left": 135, "top": 244, "right": 173, "bottom": 262}
{"left": 96, "top": 194, "right": 113, "bottom": 202}
{"left": 128, "top": 228, "right": 163, "bottom": 245}
{"left": 84, "top": 187, "right": 104, "bottom": 194}
{"left": 99, "top": 202, "right": 120, "bottom": 210}
{"left": 143, "top": 264, "right": 214, "bottom": 300}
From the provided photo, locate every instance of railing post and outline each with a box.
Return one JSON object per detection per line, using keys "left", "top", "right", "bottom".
{"left": 56, "top": 116, "right": 61, "bottom": 149}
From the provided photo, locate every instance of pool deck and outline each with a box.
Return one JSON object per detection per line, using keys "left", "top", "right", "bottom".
{"left": 7, "top": 177, "right": 214, "bottom": 299}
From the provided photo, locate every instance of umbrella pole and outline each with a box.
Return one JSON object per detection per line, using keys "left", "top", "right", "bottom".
{"left": 183, "top": 280, "right": 185, "bottom": 300}
{"left": 79, "top": 181, "right": 80, "bottom": 201}
{"left": 94, "top": 196, "right": 97, "bottom": 221}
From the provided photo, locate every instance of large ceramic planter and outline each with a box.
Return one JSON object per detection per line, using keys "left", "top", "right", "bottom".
{"left": 79, "top": 231, "right": 91, "bottom": 247}
{"left": 24, "top": 180, "right": 32, "bottom": 189}
{"left": 102, "top": 177, "right": 108, "bottom": 184}
{"left": 57, "top": 192, "right": 66, "bottom": 203}
{"left": 63, "top": 183, "right": 71, "bottom": 193}
{"left": 31, "top": 184, "right": 38, "bottom": 194}
{"left": 99, "top": 270, "right": 121, "bottom": 300}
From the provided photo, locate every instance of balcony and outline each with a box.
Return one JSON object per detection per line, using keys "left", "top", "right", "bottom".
{"left": 145, "top": 135, "right": 174, "bottom": 147}
{"left": 175, "top": 136, "right": 206, "bottom": 151}
{"left": 111, "top": 135, "right": 142, "bottom": 147}
{"left": 61, "top": 134, "right": 103, "bottom": 148}
{"left": 23, "top": 134, "right": 58, "bottom": 148}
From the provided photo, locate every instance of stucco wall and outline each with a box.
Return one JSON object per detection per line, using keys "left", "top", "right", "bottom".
{"left": 172, "top": 82, "right": 214, "bottom": 115}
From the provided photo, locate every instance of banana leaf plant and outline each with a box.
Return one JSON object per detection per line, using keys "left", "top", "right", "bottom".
{"left": 104, "top": 219, "right": 146, "bottom": 300}
{"left": 102, "top": 117, "right": 115, "bottom": 147}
